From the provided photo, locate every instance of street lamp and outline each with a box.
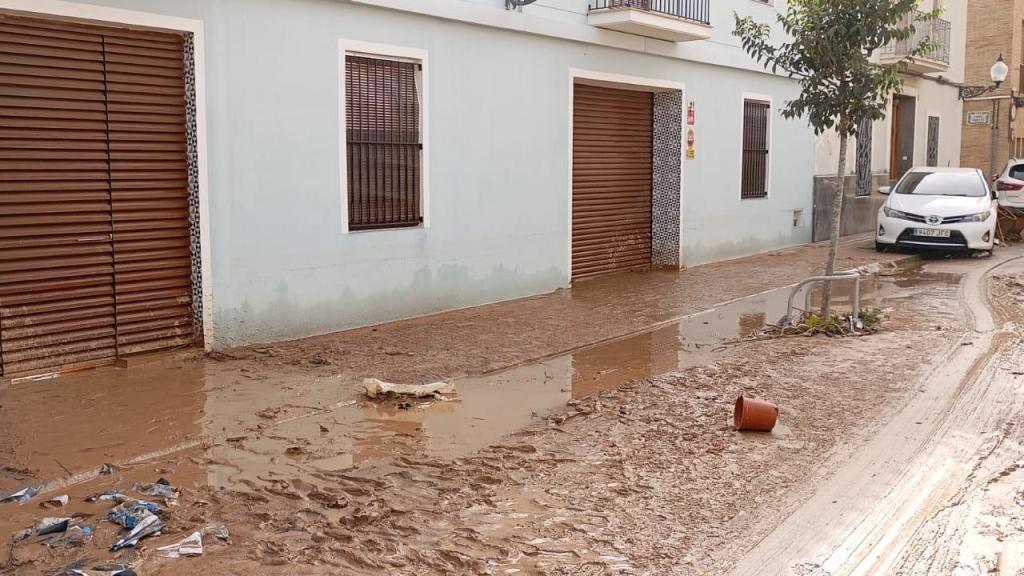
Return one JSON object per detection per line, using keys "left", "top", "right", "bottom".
{"left": 958, "top": 54, "right": 1008, "bottom": 100}
{"left": 955, "top": 55, "right": 1017, "bottom": 181}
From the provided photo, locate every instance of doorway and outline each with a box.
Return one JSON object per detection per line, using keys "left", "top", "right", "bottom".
{"left": 890, "top": 95, "right": 917, "bottom": 180}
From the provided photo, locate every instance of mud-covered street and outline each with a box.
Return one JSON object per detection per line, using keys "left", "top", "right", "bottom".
{"left": 2, "top": 240, "right": 1023, "bottom": 576}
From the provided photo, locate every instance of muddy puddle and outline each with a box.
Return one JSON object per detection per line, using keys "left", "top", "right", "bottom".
{"left": 0, "top": 265, "right": 964, "bottom": 573}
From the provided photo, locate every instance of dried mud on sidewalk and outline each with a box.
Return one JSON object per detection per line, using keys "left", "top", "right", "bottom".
{"left": 0, "top": 256, "right": 971, "bottom": 576}
{"left": 216, "top": 235, "right": 907, "bottom": 384}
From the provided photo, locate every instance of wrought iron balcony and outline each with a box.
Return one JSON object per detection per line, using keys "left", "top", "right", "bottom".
{"left": 588, "top": 0, "right": 712, "bottom": 43}
{"left": 878, "top": 11, "right": 951, "bottom": 74}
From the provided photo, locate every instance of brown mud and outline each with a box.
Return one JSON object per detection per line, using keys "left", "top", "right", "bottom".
{"left": 0, "top": 241, "right": 984, "bottom": 576}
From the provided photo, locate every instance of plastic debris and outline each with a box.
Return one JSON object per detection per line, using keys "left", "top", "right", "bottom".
{"left": 362, "top": 378, "right": 456, "bottom": 399}
{"left": 98, "top": 463, "right": 117, "bottom": 476}
{"left": 43, "top": 525, "right": 92, "bottom": 548}
{"left": 136, "top": 478, "right": 179, "bottom": 499}
{"left": 211, "top": 524, "right": 229, "bottom": 541}
{"left": 35, "top": 517, "right": 71, "bottom": 535}
{"left": 110, "top": 513, "right": 164, "bottom": 551}
{"left": 12, "top": 528, "right": 32, "bottom": 542}
{"left": 1, "top": 485, "right": 39, "bottom": 503}
{"left": 66, "top": 525, "right": 93, "bottom": 545}
{"left": 157, "top": 531, "right": 203, "bottom": 558}
{"left": 108, "top": 500, "right": 160, "bottom": 529}
{"left": 41, "top": 495, "right": 70, "bottom": 508}
{"left": 86, "top": 491, "right": 130, "bottom": 503}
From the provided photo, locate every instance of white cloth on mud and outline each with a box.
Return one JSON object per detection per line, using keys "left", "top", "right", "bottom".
{"left": 362, "top": 378, "right": 456, "bottom": 399}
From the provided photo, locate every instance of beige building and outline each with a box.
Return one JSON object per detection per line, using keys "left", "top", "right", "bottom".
{"left": 813, "top": 0, "right": 966, "bottom": 240}
{"left": 960, "top": 0, "right": 1024, "bottom": 179}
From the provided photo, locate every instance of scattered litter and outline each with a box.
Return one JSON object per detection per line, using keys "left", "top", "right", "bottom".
{"left": 64, "top": 525, "right": 93, "bottom": 546}
{"left": 41, "top": 495, "right": 70, "bottom": 508}
{"left": 35, "top": 517, "right": 71, "bottom": 535}
{"left": 110, "top": 513, "right": 165, "bottom": 551}
{"left": 1, "top": 485, "right": 39, "bottom": 503}
{"left": 108, "top": 500, "right": 160, "bottom": 529}
{"left": 13, "top": 528, "right": 32, "bottom": 542}
{"left": 213, "top": 525, "right": 229, "bottom": 541}
{"left": 226, "top": 435, "right": 247, "bottom": 443}
{"left": 98, "top": 464, "right": 117, "bottom": 476}
{"left": 133, "top": 478, "right": 179, "bottom": 500}
{"left": 44, "top": 525, "right": 93, "bottom": 548}
{"left": 397, "top": 401, "right": 413, "bottom": 410}
{"left": 157, "top": 531, "right": 203, "bottom": 558}
{"left": 86, "top": 491, "right": 129, "bottom": 503}
{"left": 284, "top": 446, "right": 306, "bottom": 457}
{"left": 362, "top": 378, "right": 456, "bottom": 399}
{"left": 319, "top": 424, "right": 329, "bottom": 434}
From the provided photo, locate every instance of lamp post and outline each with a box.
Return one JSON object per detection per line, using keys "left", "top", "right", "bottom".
{"left": 958, "top": 55, "right": 1011, "bottom": 180}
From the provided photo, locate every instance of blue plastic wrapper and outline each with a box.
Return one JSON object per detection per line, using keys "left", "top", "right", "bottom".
{"left": 107, "top": 500, "right": 161, "bottom": 529}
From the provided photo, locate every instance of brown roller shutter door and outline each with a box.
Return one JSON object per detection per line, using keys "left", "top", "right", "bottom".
{"left": 572, "top": 83, "right": 653, "bottom": 281}
{"left": 0, "top": 14, "right": 194, "bottom": 377}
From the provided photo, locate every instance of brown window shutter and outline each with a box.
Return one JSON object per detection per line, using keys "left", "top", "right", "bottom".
{"left": 345, "top": 55, "right": 422, "bottom": 231}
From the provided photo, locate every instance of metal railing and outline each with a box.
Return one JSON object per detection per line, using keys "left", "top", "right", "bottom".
{"left": 589, "top": 0, "right": 711, "bottom": 26}
{"left": 784, "top": 270, "right": 862, "bottom": 328}
{"left": 879, "top": 10, "right": 951, "bottom": 65}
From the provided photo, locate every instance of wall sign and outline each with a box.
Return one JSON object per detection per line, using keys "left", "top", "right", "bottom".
{"left": 687, "top": 101, "right": 695, "bottom": 126}
{"left": 686, "top": 128, "right": 696, "bottom": 160}
{"left": 967, "top": 111, "right": 991, "bottom": 125}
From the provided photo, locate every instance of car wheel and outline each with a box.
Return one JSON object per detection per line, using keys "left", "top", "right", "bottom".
{"left": 875, "top": 242, "right": 887, "bottom": 253}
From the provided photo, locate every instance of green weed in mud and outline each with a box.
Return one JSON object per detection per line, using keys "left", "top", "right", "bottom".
{"left": 771, "top": 307, "right": 883, "bottom": 337}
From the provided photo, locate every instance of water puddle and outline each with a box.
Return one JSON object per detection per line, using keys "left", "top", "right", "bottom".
{"left": 0, "top": 266, "right": 959, "bottom": 510}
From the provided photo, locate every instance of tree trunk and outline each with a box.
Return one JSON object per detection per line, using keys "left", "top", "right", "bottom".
{"left": 821, "top": 130, "right": 849, "bottom": 319}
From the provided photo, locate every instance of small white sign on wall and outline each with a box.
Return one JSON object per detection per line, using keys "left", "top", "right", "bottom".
{"left": 967, "top": 111, "right": 991, "bottom": 125}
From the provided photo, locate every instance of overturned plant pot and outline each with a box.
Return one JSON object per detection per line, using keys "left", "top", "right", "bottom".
{"left": 734, "top": 396, "right": 778, "bottom": 432}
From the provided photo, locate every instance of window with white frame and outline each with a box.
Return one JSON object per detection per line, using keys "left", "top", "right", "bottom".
{"left": 344, "top": 52, "right": 423, "bottom": 230}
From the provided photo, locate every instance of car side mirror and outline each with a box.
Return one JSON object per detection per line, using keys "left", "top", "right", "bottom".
{"left": 878, "top": 186, "right": 891, "bottom": 195}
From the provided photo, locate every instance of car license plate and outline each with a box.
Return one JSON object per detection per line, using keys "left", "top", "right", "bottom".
{"left": 914, "top": 228, "right": 951, "bottom": 238}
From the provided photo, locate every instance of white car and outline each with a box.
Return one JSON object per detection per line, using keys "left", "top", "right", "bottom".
{"left": 995, "top": 158, "right": 1024, "bottom": 208}
{"left": 876, "top": 167, "right": 998, "bottom": 253}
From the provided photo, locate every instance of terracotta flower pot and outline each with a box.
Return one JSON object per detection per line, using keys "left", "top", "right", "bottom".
{"left": 734, "top": 396, "right": 778, "bottom": 432}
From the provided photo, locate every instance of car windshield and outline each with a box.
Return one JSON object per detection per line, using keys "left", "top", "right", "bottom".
{"left": 894, "top": 171, "right": 987, "bottom": 197}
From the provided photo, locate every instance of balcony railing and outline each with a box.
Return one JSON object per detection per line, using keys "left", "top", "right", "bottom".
{"left": 589, "top": 0, "right": 711, "bottom": 27}
{"left": 879, "top": 11, "right": 951, "bottom": 66}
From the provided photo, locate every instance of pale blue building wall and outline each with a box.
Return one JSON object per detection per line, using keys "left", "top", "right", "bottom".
{"left": 67, "top": 0, "right": 815, "bottom": 346}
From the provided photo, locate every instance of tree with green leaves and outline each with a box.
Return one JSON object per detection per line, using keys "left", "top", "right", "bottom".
{"left": 734, "top": 0, "right": 937, "bottom": 319}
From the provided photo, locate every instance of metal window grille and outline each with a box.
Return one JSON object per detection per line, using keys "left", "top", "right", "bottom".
{"left": 741, "top": 100, "right": 770, "bottom": 199}
{"left": 345, "top": 55, "right": 422, "bottom": 231}
{"left": 926, "top": 116, "right": 940, "bottom": 167}
{"left": 856, "top": 118, "right": 873, "bottom": 197}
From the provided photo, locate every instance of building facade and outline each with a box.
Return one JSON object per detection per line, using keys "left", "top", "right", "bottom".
{"left": 813, "top": 0, "right": 966, "bottom": 240}
{"left": 960, "top": 0, "right": 1024, "bottom": 179}
{"left": 0, "top": 0, "right": 817, "bottom": 376}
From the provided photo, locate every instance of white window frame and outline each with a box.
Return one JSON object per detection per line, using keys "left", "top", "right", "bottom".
{"left": 740, "top": 92, "right": 773, "bottom": 200}
{"left": 338, "top": 39, "right": 429, "bottom": 233}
